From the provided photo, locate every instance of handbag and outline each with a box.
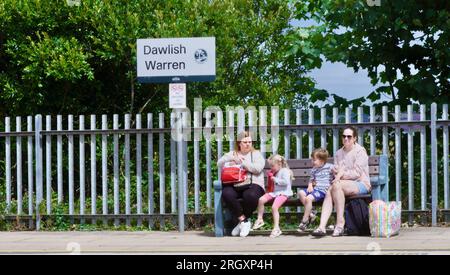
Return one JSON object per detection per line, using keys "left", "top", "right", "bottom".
{"left": 221, "top": 164, "right": 247, "bottom": 185}
{"left": 369, "top": 200, "right": 402, "bottom": 238}
{"left": 220, "top": 152, "right": 253, "bottom": 186}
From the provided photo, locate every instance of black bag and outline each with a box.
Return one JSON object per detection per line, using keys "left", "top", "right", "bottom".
{"left": 344, "top": 198, "right": 371, "bottom": 236}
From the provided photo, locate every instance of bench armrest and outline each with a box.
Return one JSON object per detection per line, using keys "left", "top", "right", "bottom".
{"left": 213, "top": 180, "right": 222, "bottom": 191}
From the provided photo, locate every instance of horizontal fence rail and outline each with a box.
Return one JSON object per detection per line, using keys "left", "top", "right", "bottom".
{"left": 0, "top": 103, "right": 449, "bottom": 230}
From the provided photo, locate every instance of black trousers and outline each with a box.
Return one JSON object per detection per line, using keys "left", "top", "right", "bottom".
{"left": 222, "top": 184, "right": 265, "bottom": 220}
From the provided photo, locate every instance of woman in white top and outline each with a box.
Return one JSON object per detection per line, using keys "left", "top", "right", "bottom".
{"left": 217, "top": 131, "right": 266, "bottom": 237}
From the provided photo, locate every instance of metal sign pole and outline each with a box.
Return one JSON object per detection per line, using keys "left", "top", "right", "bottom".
{"left": 177, "top": 110, "right": 185, "bottom": 232}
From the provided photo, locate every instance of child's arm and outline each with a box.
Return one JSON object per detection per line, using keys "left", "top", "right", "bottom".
{"left": 272, "top": 169, "right": 290, "bottom": 186}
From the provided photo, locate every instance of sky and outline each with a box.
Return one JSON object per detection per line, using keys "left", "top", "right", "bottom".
{"left": 293, "top": 19, "right": 392, "bottom": 106}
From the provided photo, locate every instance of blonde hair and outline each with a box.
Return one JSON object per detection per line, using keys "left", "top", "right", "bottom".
{"left": 311, "top": 148, "right": 329, "bottom": 162}
{"left": 268, "top": 154, "right": 295, "bottom": 180}
{"left": 234, "top": 131, "right": 255, "bottom": 153}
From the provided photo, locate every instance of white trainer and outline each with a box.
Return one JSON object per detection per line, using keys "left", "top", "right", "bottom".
{"left": 231, "top": 222, "right": 241, "bottom": 236}
{"left": 239, "top": 220, "right": 252, "bottom": 237}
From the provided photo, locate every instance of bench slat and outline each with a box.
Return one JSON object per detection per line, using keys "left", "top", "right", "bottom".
{"left": 284, "top": 156, "right": 380, "bottom": 169}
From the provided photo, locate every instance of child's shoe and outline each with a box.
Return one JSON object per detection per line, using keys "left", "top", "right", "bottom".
{"left": 297, "top": 219, "right": 310, "bottom": 232}
{"left": 252, "top": 220, "right": 265, "bottom": 230}
{"left": 270, "top": 228, "right": 282, "bottom": 238}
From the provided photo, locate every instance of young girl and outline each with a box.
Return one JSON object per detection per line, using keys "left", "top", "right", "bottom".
{"left": 253, "top": 154, "right": 294, "bottom": 237}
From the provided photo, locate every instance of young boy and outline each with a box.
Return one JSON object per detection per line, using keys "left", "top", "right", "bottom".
{"left": 297, "top": 148, "right": 334, "bottom": 232}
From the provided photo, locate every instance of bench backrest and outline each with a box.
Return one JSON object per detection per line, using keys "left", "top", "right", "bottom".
{"left": 264, "top": 156, "right": 383, "bottom": 188}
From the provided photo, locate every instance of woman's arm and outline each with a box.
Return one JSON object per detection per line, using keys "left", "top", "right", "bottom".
{"left": 217, "top": 151, "right": 235, "bottom": 168}
{"left": 342, "top": 149, "right": 369, "bottom": 180}
{"left": 241, "top": 151, "right": 265, "bottom": 174}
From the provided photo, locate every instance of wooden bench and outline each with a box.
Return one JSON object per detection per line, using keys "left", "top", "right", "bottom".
{"left": 213, "top": 155, "right": 388, "bottom": 237}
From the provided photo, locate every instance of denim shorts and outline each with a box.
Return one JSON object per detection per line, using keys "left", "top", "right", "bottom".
{"left": 356, "top": 181, "right": 370, "bottom": 195}
{"left": 301, "top": 188, "right": 327, "bottom": 202}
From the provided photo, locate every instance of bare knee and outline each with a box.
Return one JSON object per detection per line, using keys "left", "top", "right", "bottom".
{"left": 305, "top": 196, "right": 314, "bottom": 204}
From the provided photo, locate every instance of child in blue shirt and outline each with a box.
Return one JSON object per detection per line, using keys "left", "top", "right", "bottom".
{"left": 297, "top": 148, "right": 334, "bottom": 232}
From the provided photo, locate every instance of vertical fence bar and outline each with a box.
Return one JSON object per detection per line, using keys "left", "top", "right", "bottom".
{"left": 431, "top": 103, "right": 438, "bottom": 226}
{"left": 382, "top": 106, "right": 388, "bottom": 156}
{"left": 35, "top": 115, "right": 43, "bottom": 230}
{"left": 217, "top": 110, "right": 224, "bottom": 179}
{"left": 90, "top": 115, "right": 97, "bottom": 224}
{"left": 216, "top": 110, "right": 224, "bottom": 214}
{"left": 170, "top": 113, "right": 177, "bottom": 214}
{"left": 229, "top": 110, "right": 235, "bottom": 153}
{"left": 420, "top": 105, "right": 427, "bottom": 211}
{"left": 136, "top": 114, "right": 142, "bottom": 226}
{"left": 101, "top": 115, "right": 108, "bottom": 225}
{"left": 357, "top": 107, "right": 363, "bottom": 144}
{"left": 27, "top": 116, "right": 34, "bottom": 226}
{"left": 182, "top": 112, "right": 188, "bottom": 213}
{"left": 320, "top": 108, "right": 326, "bottom": 149}
{"left": 238, "top": 108, "right": 245, "bottom": 134}
{"left": 333, "top": 108, "right": 338, "bottom": 155}
{"left": 57, "top": 115, "right": 63, "bottom": 204}
{"left": 284, "top": 109, "right": 290, "bottom": 159}
{"left": 382, "top": 106, "right": 389, "bottom": 200}
{"left": 370, "top": 106, "right": 376, "bottom": 156}
{"left": 194, "top": 111, "right": 200, "bottom": 214}
{"left": 308, "top": 108, "right": 314, "bottom": 156}
{"left": 16, "top": 116, "right": 23, "bottom": 215}
{"left": 45, "top": 115, "right": 51, "bottom": 215}
{"left": 395, "top": 105, "right": 401, "bottom": 202}
{"left": 205, "top": 110, "right": 212, "bottom": 209}
{"left": 284, "top": 109, "right": 290, "bottom": 213}
{"left": 296, "top": 109, "right": 302, "bottom": 213}
{"left": 443, "top": 104, "right": 449, "bottom": 221}
{"left": 271, "top": 107, "right": 279, "bottom": 155}
{"left": 113, "top": 114, "right": 120, "bottom": 226}
{"left": 68, "top": 115, "right": 74, "bottom": 216}
{"left": 260, "top": 108, "right": 267, "bottom": 159}
{"left": 158, "top": 113, "right": 165, "bottom": 225}
{"left": 296, "top": 109, "right": 302, "bottom": 159}
{"left": 16, "top": 117, "right": 23, "bottom": 215}
{"left": 124, "top": 114, "right": 131, "bottom": 226}
{"left": 407, "top": 105, "right": 414, "bottom": 224}
{"left": 5, "top": 117, "right": 11, "bottom": 212}
{"left": 79, "top": 115, "right": 85, "bottom": 222}
{"left": 345, "top": 107, "right": 351, "bottom": 124}
{"left": 147, "top": 113, "right": 154, "bottom": 228}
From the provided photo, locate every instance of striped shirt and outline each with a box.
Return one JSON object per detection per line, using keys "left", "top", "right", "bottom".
{"left": 309, "top": 163, "right": 334, "bottom": 192}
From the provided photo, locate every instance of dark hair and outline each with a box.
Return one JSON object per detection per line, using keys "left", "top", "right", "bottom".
{"left": 343, "top": 126, "right": 358, "bottom": 142}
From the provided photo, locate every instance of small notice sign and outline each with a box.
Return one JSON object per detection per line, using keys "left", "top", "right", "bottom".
{"left": 169, "top": 83, "right": 186, "bottom": 109}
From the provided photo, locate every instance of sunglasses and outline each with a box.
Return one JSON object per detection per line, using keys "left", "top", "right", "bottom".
{"left": 342, "top": 135, "right": 353, "bottom": 139}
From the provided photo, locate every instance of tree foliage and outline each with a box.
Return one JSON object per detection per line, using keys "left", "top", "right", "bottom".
{"left": 295, "top": 0, "right": 450, "bottom": 106}
{"left": 0, "top": 0, "right": 324, "bottom": 117}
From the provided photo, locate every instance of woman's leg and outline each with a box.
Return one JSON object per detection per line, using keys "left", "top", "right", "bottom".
{"left": 221, "top": 186, "right": 244, "bottom": 221}
{"left": 241, "top": 185, "right": 265, "bottom": 219}
{"left": 331, "top": 180, "right": 360, "bottom": 228}
{"left": 271, "top": 196, "right": 288, "bottom": 230}
{"left": 317, "top": 189, "right": 333, "bottom": 230}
